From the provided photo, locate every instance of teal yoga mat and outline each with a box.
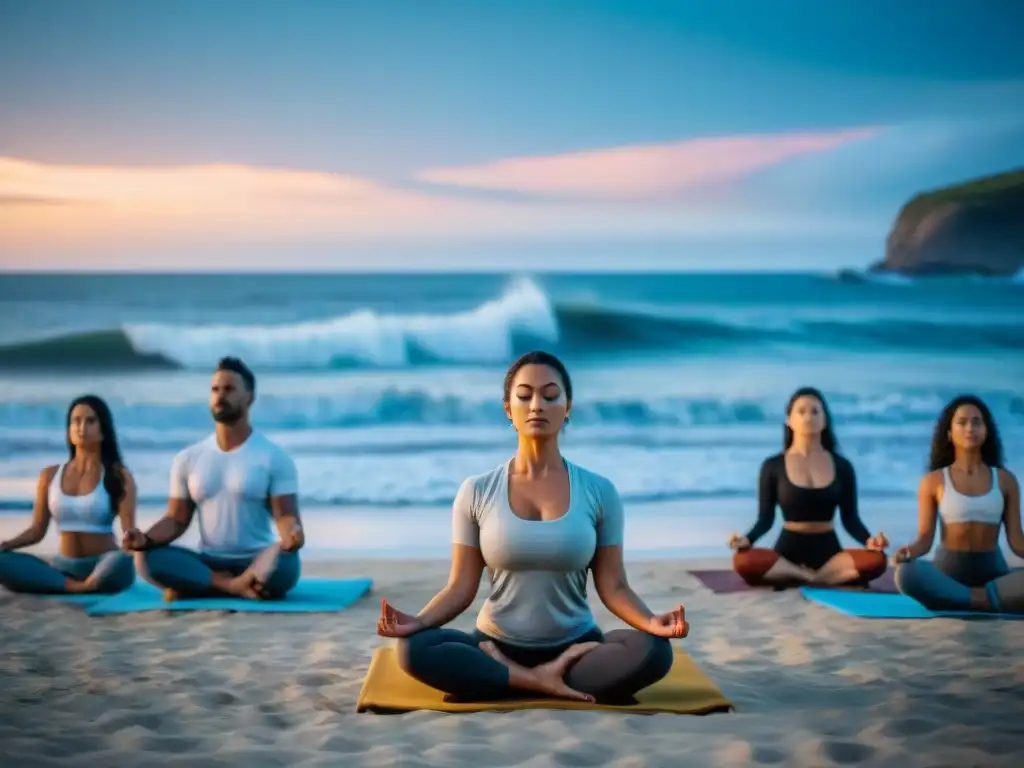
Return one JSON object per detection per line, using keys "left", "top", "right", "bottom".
{"left": 84, "top": 577, "right": 373, "bottom": 616}
{"left": 800, "top": 587, "right": 1024, "bottom": 620}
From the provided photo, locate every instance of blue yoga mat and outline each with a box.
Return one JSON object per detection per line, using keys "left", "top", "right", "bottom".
{"left": 800, "top": 587, "right": 1024, "bottom": 620}
{"left": 84, "top": 577, "right": 373, "bottom": 616}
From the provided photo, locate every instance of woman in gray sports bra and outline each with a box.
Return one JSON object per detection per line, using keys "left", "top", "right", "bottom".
{"left": 376, "top": 351, "right": 685, "bottom": 704}
{"left": 0, "top": 395, "right": 136, "bottom": 595}
{"left": 893, "top": 395, "right": 1024, "bottom": 613}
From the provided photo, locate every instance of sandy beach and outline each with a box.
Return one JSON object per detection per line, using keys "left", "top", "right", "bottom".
{"left": 2, "top": 554, "right": 1022, "bottom": 768}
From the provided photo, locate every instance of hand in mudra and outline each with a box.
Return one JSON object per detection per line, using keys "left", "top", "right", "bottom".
{"left": 280, "top": 524, "right": 304, "bottom": 553}
{"left": 121, "top": 528, "right": 149, "bottom": 552}
{"left": 728, "top": 533, "right": 751, "bottom": 551}
{"left": 376, "top": 598, "right": 424, "bottom": 638}
{"left": 647, "top": 605, "right": 689, "bottom": 638}
{"left": 866, "top": 531, "right": 889, "bottom": 551}
{"left": 891, "top": 545, "right": 913, "bottom": 565}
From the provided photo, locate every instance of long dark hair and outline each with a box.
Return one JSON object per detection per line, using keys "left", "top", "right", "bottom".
{"left": 783, "top": 386, "right": 839, "bottom": 453}
{"left": 928, "top": 394, "right": 1003, "bottom": 471}
{"left": 65, "top": 394, "right": 126, "bottom": 514}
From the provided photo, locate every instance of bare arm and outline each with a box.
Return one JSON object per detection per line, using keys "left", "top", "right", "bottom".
{"left": 142, "top": 499, "right": 193, "bottom": 546}
{"left": 905, "top": 472, "right": 940, "bottom": 558}
{"left": 270, "top": 493, "right": 301, "bottom": 535}
{"left": 590, "top": 477, "right": 661, "bottom": 630}
{"left": 268, "top": 448, "right": 302, "bottom": 549}
{"left": 139, "top": 451, "right": 194, "bottom": 547}
{"left": 412, "top": 479, "right": 487, "bottom": 628}
{"left": 0, "top": 467, "right": 56, "bottom": 551}
{"left": 999, "top": 469, "right": 1023, "bottom": 558}
{"left": 416, "top": 544, "right": 485, "bottom": 628}
{"left": 116, "top": 467, "right": 137, "bottom": 536}
{"left": 592, "top": 544, "right": 656, "bottom": 630}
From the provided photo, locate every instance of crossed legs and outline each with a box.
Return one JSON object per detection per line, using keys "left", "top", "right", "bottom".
{"left": 397, "top": 626, "right": 674, "bottom": 703}
{"left": 138, "top": 544, "right": 300, "bottom": 600}
{"left": 0, "top": 550, "right": 134, "bottom": 595}
{"left": 734, "top": 537, "right": 887, "bottom": 587}
{"left": 895, "top": 551, "right": 1024, "bottom": 613}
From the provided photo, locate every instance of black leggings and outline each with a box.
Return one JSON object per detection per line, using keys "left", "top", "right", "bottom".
{"left": 397, "top": 626, "right": 674, "bottom": 703}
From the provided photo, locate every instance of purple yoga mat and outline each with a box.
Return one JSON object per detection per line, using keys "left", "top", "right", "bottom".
{"left": 688, "top": 568, "right": 897, "bottom": 594}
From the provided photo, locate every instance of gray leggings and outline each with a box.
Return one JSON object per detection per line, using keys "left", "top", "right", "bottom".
{"left": 398, "top": 626, "right": 674, "bottom": 704}
{"left": 895, "top": 547, "right": 1016, "bottom": 612}
{"left": 138, "top": 544, "right": 300, "bottom": 598}
{"left": 0, "top": 550, "right": 135, "bottom": 594}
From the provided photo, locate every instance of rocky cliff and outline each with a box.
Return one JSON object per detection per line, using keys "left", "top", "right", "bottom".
{"left": 869, "top": 169, "right": 1024, "bottom": 277}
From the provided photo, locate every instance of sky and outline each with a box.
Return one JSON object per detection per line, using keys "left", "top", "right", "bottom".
{"left": 1, "top": 0, "right": 1022, "bottom": 272}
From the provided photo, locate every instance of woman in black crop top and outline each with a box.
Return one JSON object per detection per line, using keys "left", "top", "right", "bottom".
{"left": 729, "top": 387, "right": 890, "bottom": 586}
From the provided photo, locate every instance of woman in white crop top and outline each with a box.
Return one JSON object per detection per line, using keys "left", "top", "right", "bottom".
{"left": 0, "top": 395, "right": 136, "bottom": 595}
{"left": 893, "top": 395, "right": 1024, "bottom": 614}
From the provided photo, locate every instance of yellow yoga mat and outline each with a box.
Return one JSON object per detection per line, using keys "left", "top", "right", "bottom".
{"left": 356, "top": 647, "right": 733, "bottom": 715}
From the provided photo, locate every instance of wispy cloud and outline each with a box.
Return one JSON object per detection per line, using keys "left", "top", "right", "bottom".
{"left": 0, "top": 136, "right": 885, "bottom": 268}
{"left": 416, "top": 128, "right": 882, "bottom": 201}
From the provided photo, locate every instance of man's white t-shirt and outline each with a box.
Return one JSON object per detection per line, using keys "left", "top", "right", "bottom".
{"left": 169, "top": 431, "right": 299, "bottom": 559}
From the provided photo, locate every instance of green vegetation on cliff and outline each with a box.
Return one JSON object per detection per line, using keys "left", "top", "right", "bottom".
{"left": 900, "top": 168, "right": 1024, "bottom": 219}
{"left": 872, "top": 167, "right": 1024, "bottom": 277}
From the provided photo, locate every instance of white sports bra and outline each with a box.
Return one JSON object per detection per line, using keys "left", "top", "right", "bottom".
{"left": 938, "top": 466, "right": 1004, "bottom": 526}
{"left": 47, "top": 464, "right": 116, "bottom": 534}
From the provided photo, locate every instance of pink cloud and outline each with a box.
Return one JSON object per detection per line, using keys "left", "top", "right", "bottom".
{"left": 416, "top": 127, "right": 882, "bottom": 200}
{"left": 0, "top": 151, "right": 880, "bottom": 269}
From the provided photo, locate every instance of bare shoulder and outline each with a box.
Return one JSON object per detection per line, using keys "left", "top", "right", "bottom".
{"left": 116, "top": 464, "right": 136, "bottom": 486}
{"left": 38, "top": 464, "right": 59, "bottom": 485}
{"left": 919, "top": 469, "right": 943, "bottom": 493}
{"left": 997, "top": 467, "right": 1019, "bottom": 493}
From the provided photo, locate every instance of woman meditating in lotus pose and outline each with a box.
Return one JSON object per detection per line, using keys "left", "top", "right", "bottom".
{"left": 893, "top": 395, "right": 1024, "bottom": 613}
{"left": 0, "top": 395, "right": 136, "bottom": 595}
{"left": 376, "top": 350, "right": 684, "bottom": 704}
{"left": 730, "top": 387, "right": 889, "bottom": 587}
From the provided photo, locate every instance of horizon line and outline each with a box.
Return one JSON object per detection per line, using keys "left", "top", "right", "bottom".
{"left": 0, "top": 266, "right": 871, "bottom": 277}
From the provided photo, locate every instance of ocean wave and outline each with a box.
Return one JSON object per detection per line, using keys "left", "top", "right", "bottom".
{"left": 1, "top": 387, "right": 1021, "bottom": 435}
{"left": 1, "top": 277, "right": 1022, "bottom": 371}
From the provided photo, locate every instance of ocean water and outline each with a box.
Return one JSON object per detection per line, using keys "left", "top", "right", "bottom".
{"left": 0, "top": 272, "right": 1021, "bottom": 519}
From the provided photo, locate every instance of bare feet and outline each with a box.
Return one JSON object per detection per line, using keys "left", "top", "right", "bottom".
{"left": 63, "top": 578, "right": 93, "bottom": 594}
{"left": 532, "top": 643, "right": 601, "bottom": 701}
{"left": 478, "top": 640, "right": 600, "bottom": 702}
{"left": 206, "top": 569, "right": 268, "bottom": 599}
{"left": 163, "top": 588, "right": 182, "bottom": 602}
{"left": 227, "top": 572, "right": 268, "bottom": 599}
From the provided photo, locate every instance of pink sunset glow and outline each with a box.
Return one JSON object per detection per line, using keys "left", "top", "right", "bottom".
{"left": 0, "top": 126, "right": 881, "bottom": 265}
{"left": 417, "top": 127, "right": 882, "bottom": 200}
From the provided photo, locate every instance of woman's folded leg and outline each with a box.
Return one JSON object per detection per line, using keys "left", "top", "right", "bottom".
{"left": 0, "top": 551, "right": 72, "bottom": 594}
{"left": 895, "top": 559, "right": 972, "bottom": 611}
{"left": 564, "top": 629, "right": 673, "bottom": 703}
{"left": 397, "top": 628, "right": 513, "bottom": 701}
{"left": 87, "top": 550, "right": 135, "bottom": 593}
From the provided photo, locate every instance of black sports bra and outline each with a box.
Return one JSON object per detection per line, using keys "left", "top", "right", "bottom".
{"left": 744, "top": 452, "right": 871, "bottom": 545}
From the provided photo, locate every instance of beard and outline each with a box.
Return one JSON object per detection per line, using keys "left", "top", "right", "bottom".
{"left": 211, "top": 403, "right": 243, "bottom": 425}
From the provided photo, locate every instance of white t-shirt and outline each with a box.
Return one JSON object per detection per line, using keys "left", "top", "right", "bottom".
{"left": 169, "top": 431, "right": 299, "bottom": 559}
